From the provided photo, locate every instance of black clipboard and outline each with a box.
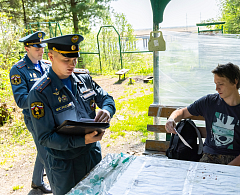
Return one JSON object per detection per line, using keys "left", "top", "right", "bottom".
{"left": 56, "top": 119, "right": 110, "bottom": 136}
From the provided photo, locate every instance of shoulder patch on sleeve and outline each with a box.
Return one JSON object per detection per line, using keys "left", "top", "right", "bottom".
{"left": 11, "top": 74, "right": 21, "bottom": 85}
{"left": 16, "top": 60, "right": 26, "bottom": 69}
{"left": 73, "top": 68, "right": 89, "bottom": 74}
{"left": 30, "top": 102, "right": 44, "bottom": 119}
{"left": 35, "top": 77, "right": 51, "bottom": 93}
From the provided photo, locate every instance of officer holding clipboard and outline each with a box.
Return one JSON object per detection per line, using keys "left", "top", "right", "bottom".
{"left": 28, "top": 34, "right": 116, "bottom": 195}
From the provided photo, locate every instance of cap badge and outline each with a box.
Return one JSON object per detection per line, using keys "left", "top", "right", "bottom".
{"left": 71, "top": 35, "right": 79, "bottom": 43}
{"left": 38, "top": 33, "right": 42, "bottom": 38}
{"left": 71, "top": 45, "right": 76, "bottom": 50}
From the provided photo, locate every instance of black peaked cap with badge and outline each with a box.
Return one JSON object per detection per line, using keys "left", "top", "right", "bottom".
{"left": 19, "top": 31, "right": 46, "bottom": 48}
{"left": 41, "top": 34, "right": 84, "bottom": 58}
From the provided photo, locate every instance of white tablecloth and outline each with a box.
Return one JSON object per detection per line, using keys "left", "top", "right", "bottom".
{"left": 67, "top": 153, "right": 240, "bottom": 195}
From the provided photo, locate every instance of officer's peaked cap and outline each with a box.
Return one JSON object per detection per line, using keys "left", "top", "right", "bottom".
{"left": 19, "top": 31, "right": 46, "bottom": 48}
{"left": 42, "top": 34, "right": 84, "bottom": 58}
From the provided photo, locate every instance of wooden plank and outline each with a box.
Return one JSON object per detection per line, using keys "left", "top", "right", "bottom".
{"left": 147, "top": 124, "right": 207, "bottom": 138}
{"left": 142, "top": 150, "right": 166, "bottom": 156}
{"left": 147, "top": 124, "right": 166, "bottom": 133}
{"left": 148, "top": 105, "right": 177, "bottom": 117}
{"left": 145, "top": 140, "right": 170, "bottom": 152}
{"left": 187, "top": 115, "right": 205, "bottom": 120}
{"left": 115, "top": 69, "right": 130, "bottom": 75}
{"left": 148, "top": 105, "right": 205, "bottom": 120}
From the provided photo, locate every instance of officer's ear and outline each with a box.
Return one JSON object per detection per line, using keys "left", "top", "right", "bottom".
{"left": 24, "top": 46, "right": 30, "bottom": 52}
{"left": 48, "top": 51, "right": 54, "bottom": 62}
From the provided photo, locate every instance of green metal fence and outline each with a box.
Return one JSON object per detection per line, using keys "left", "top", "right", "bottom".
{"left": 26, "top": 22, "right": 62, "bottom": 37}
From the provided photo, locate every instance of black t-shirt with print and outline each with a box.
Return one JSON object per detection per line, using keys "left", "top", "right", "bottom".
{"left": 187, "top": 93, "right": 240, "bottom": 156}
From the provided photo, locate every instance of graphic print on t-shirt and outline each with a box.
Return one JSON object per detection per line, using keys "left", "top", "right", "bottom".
{"left": 212, "top": 112, "right": 235, "bottom": 149}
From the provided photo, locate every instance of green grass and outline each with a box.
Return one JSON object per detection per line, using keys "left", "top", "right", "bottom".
{"left": 0, "top": 119, "right": 32, "bottom": 167}
{"left": 110, "top": 92, "right": 154, "bottom": 142}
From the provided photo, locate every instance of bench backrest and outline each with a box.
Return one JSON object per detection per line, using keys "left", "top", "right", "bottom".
{"left": 145, "top": 105, "right": 206, "bottom": 153}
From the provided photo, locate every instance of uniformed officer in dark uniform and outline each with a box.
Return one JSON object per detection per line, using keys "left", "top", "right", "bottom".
{"left": 10, "top": 31, "right": 52, "bottom": 193}
{"left": 28, "top": 34, "right": 116, "bottom": 195}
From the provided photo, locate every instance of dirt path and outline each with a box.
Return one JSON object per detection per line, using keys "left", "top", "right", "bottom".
{"left": 0, "top": 75, "right": 153, "bottom": 195}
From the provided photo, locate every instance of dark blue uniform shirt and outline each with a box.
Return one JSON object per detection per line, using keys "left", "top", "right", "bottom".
{"left": 10, "top": 54, "right": 50, "bottom": 117}
{"left": 28, "top": 67, "right": 116, "bottom": 159}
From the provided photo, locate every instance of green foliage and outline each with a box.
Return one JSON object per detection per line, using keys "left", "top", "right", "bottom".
{"left": 0, "top": 0, "right": 27, "bottom": 24}
{"left": 219, "top": 0, "right": 240, "bottom": 34}
{"left": 0, "top": 13, "right": 23, "bottom": 69}
{"left": 0, "top": 13, "right": 21, "bottom": 115}
{"left": 0, "top": 13, "right": 32, "bottom": 162}
{"left": 200, "top": 18, "right": 224, "bottom": 32}
{"left": 0, "top": 68, "right": 12, "bottom": 105}
{"left": 80, "top": 13, "right": 153, "bottom": 75}
{"left": 96, "top": 13, "right": 139, "bottom": 73}
{"left": 78, "top": 32, "right": 101, "bottom": 71}
{"left": 141, "top": 137, "right": 147, "bottom": 143}
{"left": 198, "top": 1, "right": 240, "bottom": 34}
{"left": 0, "top": 0, "right": 112, "bottom": 34}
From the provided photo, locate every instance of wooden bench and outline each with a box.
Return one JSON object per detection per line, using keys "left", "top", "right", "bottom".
{"left": 145, "top": 105, "right": 206, "bottom": 154}
{"left": 115, "top": 69, "right": 130, "bottom": 81}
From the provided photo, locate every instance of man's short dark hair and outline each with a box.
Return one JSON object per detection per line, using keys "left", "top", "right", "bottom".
{"left": 212, "top": 62, "right": 240, "bottom": 89}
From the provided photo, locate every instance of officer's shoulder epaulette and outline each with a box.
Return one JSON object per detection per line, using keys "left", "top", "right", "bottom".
{"left": 41, "top": 59, "right": 51, "bottom": 65}
{"left": 35, "top": 77, "right": 51, "bottom": 93}
{"left": 16, "top": 60, "right": 26, "bottom": 69}
{"left": 73, "top": 68, "right": 89, "bottom": 74}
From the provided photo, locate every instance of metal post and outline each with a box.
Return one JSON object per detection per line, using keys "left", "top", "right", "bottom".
{"left": 49, "top": 22, "right": 53, "bottom": 38}
{"left": 25, "top": 25, "right": 28, "bottom": 36}
{"left": 150, "top": 0, "right": 171, "bottom": 141}
{"left": 37, "top": 21, "right": 40, "bottom": 31}
{"left": 97, "top": 25, "right": 123, "bottom": 74}
{"left": 55, "top": 23, "right": 57, "bottom": 37}
{"left": 58, "top": 22, "right": 63, "bottom": 36}
{"left": 29, "top": 24, "right": 33, "bottom": 34}
{"left": 153, "top": 23, "right": 160, "bottom": 141}
{"left": 96, "top": 27, "right": 102, "bottom": 73}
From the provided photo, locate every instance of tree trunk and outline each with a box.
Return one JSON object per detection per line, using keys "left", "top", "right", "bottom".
{"left": 70, "top": 0, "right": 79, "bottom": 33}
{"left": 21, "top": 0, "right": 27, "bottom": 26}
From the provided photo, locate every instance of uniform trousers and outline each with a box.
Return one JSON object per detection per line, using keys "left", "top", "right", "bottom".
{"left": 24, "top": 115, "right": 49, "bottom": 186}
{"left": 46, "top": 142, "right": 102, "bottom": 195}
